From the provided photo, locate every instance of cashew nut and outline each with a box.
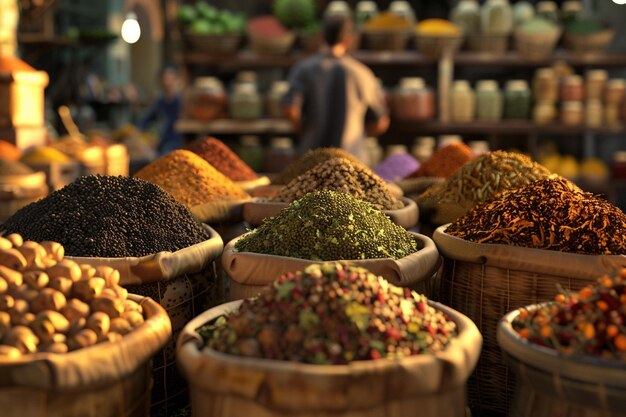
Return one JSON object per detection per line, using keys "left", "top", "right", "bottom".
{"left": 0, "top": 344, "right": 21, "bottom": 358}
{"left": 40, "top": 241, "right": 64, "bottom": 262}
{"left": 61, "top": 299, "right": 90, "bottom": 324}
{"left": 91, "top": 295, "right": 123, "bottom": 319}
{"left": 39, "top": 342, "right": 68, "bottom": 354}
{"left": 3, "top": 326, "right": 38, "bottom": 354}
{"left": 109, "top": 317, "right": 132, "bottom": 335}
{"left": 0, "top": 265, "right": 22, "bottom": 287}
{"left": 0, "top": 249, "right": 27, "bottom": 270}
{"left": 86, "top": 312, "right": 110, "bottom": 338}
{"left": 36, "top": 310, "right": 69, "bottom": 333}
{"left": 124, "top": 311, "right": 144, "bottom": 328}
{"left": 23, "top": 271, "right": 49, "bottom": 290}
{"left": 5, "top": 234, "right": 23, "bottom": 248}
{"left": 72, "top": 277, "right": 105, "bottom": 302}
{"left": 48, "top": 276, "right": 73, "bottom": 297}
{"left": 67, "top": 328, "right": 97, "bottom": 351}
{"left": 47, "top": 259, "right": 81, "bottom": 282}
{"left": 31, "top": 288, "right": 66, "bottom": 314}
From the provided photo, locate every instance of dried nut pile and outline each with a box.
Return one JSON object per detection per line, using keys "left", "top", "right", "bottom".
{"left": 272, "top": 158, "right": 404, "bottom": 211}
{"left": 0, "top": 234, "right": 144, "bottom": 357}
{"left": 0, "top": 158, "right": 35, "bottom": 176}
{"left": 447, "top": 177, "right": 626, "bottom": 254}
{"left": 408, "top": 142, "right": 474, "bottom": 179}
{"left": 0, "top": 175, "right": 210, "bottom": 258}
{"left": 273, "top": 147, "right": 364, "bottom": 185}
{"left": 236, "top": 191, "right": 418, "bottom": 261}
{"left": 418, "top": 151, "right": 553, "bottom": 216}
{"left": 187, "top": 137, "right": 258, "bottom": 181}
{"left": 134, "top": 149, "right": 249, "bottom": 207}
{"left": 513, "top": 270, "right": 626, "bottom": 360}
{"left": 202, "top": 263, "right": 457, "bottom": 364}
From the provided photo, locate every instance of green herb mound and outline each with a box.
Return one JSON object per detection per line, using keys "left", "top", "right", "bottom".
{"left": 235, "top": 190, "right": 419, "bottom": 260}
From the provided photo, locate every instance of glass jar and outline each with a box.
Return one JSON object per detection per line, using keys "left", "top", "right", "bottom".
{"left": 451, "top": 0, "right": 481, "bottom": 35}
{"left": 604, "top": 104, "right": 621, "bottom": 126}
{"left": 439, "top": 135, "right": 463, "bottom": 148}
{"left": 561, "top": 1, "right": 583, "bottom": 23}
{"left": 265, "top": 137, "right": 297, "bottom": 173}
{"left": 481, "top": 0, "right": 513, "bottom": 35}
{"left": 561, "top": 75, "right": 585, "bottom": 102}
{"left": 612, "top": 151, "right": 626, "bottom": 179}
{"left": 324, "top": 1, "right": 352, "bottom": 18}
{"left": 536, "top": 1, "right": 559, "bottom": 23}
{"left": 469, "top": 140, "right": 490, "bottom": 156}
{"left": 355, "top": 1, "right": 378, "bottom": 26}
{"left": 476, "top": 80, "right": 503, "bottom": 122}
{"left": 389, "top": 1, "right": 416, "bottom": 23}
{"left": 412, "top": 136, "right": 435, "bottom": 163}
{"left": 363, "top": 137, "right": 383, "bottom": 168}
{"left": 604, "top": 79, "right": 626, "bottom": 106}
{"left": 533, "top": 101, "right": 557, "bottom": 125}
{"left": 237, "top": 135, "right": 264, "bottom": 172}
{"left": 504, "top": 80, "right": 531, "bottom": 120}
{"left": 266, "top": 81, "right": 290, "bottom": 119}
{"left": 585, "top": 100, "right": 603, "bottom": 128}
{"left": 561, "top": 101, "right": 583, "bottom": 126}
{"left": 513, "top": 1, "right": 535, "bottom": 26}
{"left": 229, "top": 83, "right": 262, "bottom": 120}
{"left": 585, "top": 70, "right": 608, "bottom": 101}
{"left": 392, "top": 77, "right": 435, "bottom": 121}
{"left": 451, "top": 80, "right": 476, "bottom": 123}
{"left": 236, "top": 71, "right": 257, "bottom": 84}
{"left": 185, "top": 77, "right": 227, "bottom": 121}
{"left": 533, "top": 68, "right": 558, "bottom": 103}
{"left": 386, "top": 144, "right": 408, "bottom": 158}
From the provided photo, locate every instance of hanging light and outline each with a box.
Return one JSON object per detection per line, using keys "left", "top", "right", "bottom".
{"left": 121, "top": 12, "right": 141, "bottom": 44}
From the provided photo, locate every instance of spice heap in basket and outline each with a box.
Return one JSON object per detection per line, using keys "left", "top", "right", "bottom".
{"left": 407, "top": 142, "right": 474, "bottom": 179}
{"left": 0, "top": 234, "right": 144, "bottom": 357}
{"left": 512, "top": 269, "right": 626, "bottom": 359}
{"left": 237, "top": 191, "right": 418, "bottom": 260}
{"left": 447, "top": 177, "right": 626, "bottom": 255}
{"left": 273, "top": 147, "right": 363, "bottom": 185}
{"left": 187, "top": 137, "right": 258, "bottom": 182}
{"left": 272, "top": 157, "right": 404, "bottom": 211}
{"left": 0, "top": 175, "right": 211, "bottom": 257}
{"left": 134, "top": 149, "right": 250, "bottom": 207}
{"left": 201, "top": 263, "right": 457, "bottom": 364}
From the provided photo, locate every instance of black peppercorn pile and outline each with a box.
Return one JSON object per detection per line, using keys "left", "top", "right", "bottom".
{"left": 236, "top": 190, "right": 418, "bottom": 260}
{"left": 447, "top": 177, "right": 626, "bottom": 254}
{"left": 0, "top": 175, "right": 211, "bottom": 257}
{"left": 201, "top": 263, "right": 457, "bottom": 364}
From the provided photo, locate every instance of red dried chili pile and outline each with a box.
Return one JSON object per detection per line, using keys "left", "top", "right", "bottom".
{"left": 188, "top": 137, "right": 258, "bottom": 181}
{"left": 513, "top": 270, "right": 626, "bottom": 360}
{"left": 407, "top": 142, "right": 474, "bottom": 178}
{"left": 201, "top": 263, "right": 457, "bottom": 364}
{"left": 447, "top": 177, "right": 626, "bottom": 255}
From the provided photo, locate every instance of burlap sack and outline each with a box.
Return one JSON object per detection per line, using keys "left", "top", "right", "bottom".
{"left": 242, "top": 197, "right": 419, "bottom": 229}
{"left": 0, "top": 295, "right": 171, "bottom": 417}
{"left": 189, "top": 198, "right": 252, "bottom": 224}
{"left": 176, "top": 299, "right": 481, "bottom": 417}
{"left": 222, "top": 231, "right": 440, "bottom": 300}
{"left": 235, "top": 176, "right": 271, "bottom": 192}
{"left": 433, "top": 224, "right": 626, "bottom": 416}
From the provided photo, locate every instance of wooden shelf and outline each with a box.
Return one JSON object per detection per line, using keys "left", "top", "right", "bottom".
{"left": 18, "top": 34, "right": 78, "bottom": 47}
{"left": 176, "top": 118, "right": 294, "bottom": 135}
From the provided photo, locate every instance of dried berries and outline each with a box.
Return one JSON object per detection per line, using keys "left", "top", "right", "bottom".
{"left": 513, "top": 270, "right": 626, "bottom": 360}
{"left": 187, "top": 137, "right": 258, "bottom": 181}
{"left": 272, "top": 157, "right": 404, "bottom": 211}
{"left": 407, "top": 142, "right": 474, "bottom": 179}
{"left": 236, "top": 191, "right": 418, "bottom": 261}
{"left": 273, "top": 147, "right": 363, "bottom": 185}
{"left": 0, "top": 175, "right": 210, "bottom": 257}
{"left": 134, "top": 149, "right": 249, "bottom": 207}
{"left": 447, "top": 177, "right": 626, "bottom": 255}
{"left": 202, "top": 263, "right": 457, "bottom": 364}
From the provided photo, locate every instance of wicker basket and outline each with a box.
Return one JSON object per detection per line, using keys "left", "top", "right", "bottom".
{"left": 183, "top": 33, "right": 243, "bottom": 55}
{"left": 248, "top": 31, "right": 295, "bottom": 56}
{"left": 514, "top": 28, "right": 561, "bottom": 61}
{"left": 467, "top": 33, "right": 509, "bottom": 54}
{"left": 361, "top": 29, "right": 411, "bottom": 51}
{"left": 563, "top": 27, "right": 615, "bottom": 55}
{"left": 433, "top": 225, "right": 626, "bottom": 416}
{"left": 498, "top": 305, "right": 626, "bottom": 417}
{"left": 415, "top": 33, "right": 464, "bottom": 59}
{"left": 177, "top": 299, "right": 481, "bottom": 417}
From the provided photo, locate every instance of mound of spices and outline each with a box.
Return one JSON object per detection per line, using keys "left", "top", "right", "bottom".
{"left": 237, "top": 191, "right": 418, "bottom": 260}
{"left": 0, "top": 140, "right": 21, "bottom": 161}
{"left": 187, "top": 137, "right": 258, "bottom": 182}
{"left": 21, "top": 147, "right": 71, "bottom": 164}
{"left": 374, "top": 153, "right": 420, "bottom": 182}
{"left": 419, "top": 150, "right": 552, "bottom": 212}
{"left": 273, "top": 157, "right": 404, "bottom": 211}
{"left": 202, "top": 263, "right": 457, "bottom": 364}
{"left": 407, "top": 142, "right": 474, "bottom": 178}
{"left": 0, "top": 175, "right": 210, "bottom": 257}
{"left": 247, "top": 16, "right": 290, "bottom": 37}
{"left": 447, "top": 177, "right": 626, "bottom": 255}
{"left": 134, "top": 149, "right": 249, "bottom": 207}
{"left": 0, "top": 158, "right": 35, "bottom": 176}
{"left": 273, "top": 147, "right": 363, "bottom": 185}
{"left": 513, "top": 270, "right": 626, "bottom": 360}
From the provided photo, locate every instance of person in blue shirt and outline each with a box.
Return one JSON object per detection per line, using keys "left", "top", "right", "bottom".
{"left": 138, "top": 65, "right": 183, "bottom": 155}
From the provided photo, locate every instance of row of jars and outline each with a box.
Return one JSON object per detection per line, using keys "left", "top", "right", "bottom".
{"left": 450, "top": 79, "right": 532, "bottom": 122}
{"left": 533, "top": 68, "right": 626, "bottom": 104}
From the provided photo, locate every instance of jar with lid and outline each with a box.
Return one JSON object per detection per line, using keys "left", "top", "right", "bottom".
{"left": 412, "top": 136, "right": 435, "bottom": 163}
{"left": 612, "top": 151, "right": 626, "bottom": 179}
{"left": 536, "top": 1, "right": 559, "bottom": 23}
{"left": 469, "top": 140, "right": 490, "bottom": 156}
{"left": 604, "top": 79, "right": 626, "bottom": 106}
{"left": 185, "top": 77, "right": 227, "bottom": 121}
{"left": 451, "top": 0, "right": 480, "bottom": 35}
{"left": 266, "top": 81, "right": 290, "bottom": 119}
{"left": 513, "top": 1, "right": 535, "bottom": 26}
{"left": 391, "top": 77, "right": 435, "bottom": 121}
{"left": 504, "top": 80, "right": 531, "bottom": 120}
{"left": 533, "top": 68, "right": 558, "bottom": 103}
{"left": 533, "top": 101, "right": 557, "bottom": 125}
{"left": 363, "top": 137, "right": 383, "bottom": 167}
{"left": 439, "top": 135, "right": 463, "bottom": 148}
{"left": 389, "top": 1, "right": 416, "bottom": 23}
{"left": 386, "top": 144, "right": 408, "bottom": 158}
{"left": 236, "top": 71, "right": 257, "bottom": 84}
{"left": 229, "top": 83, "right": 262, "bottom": 120}
{"left": 604, "top": 105, "right": 621, "bottom": 126}
{"left": 586, "top": 70, "right": 608, "bottom": 101}
{"left": 561, "top": 1, "right": 583, "bottom": 23}
{"left": 585, "top": 100, "right": 603, "bottom": 128}
{"left": 451, "top": 80, "right": 476, "bottom": 123}
{"left": 481, "top": 0, "right": 513, "bottom": 35}
{"left": 560, "top": 75, "right": 585, "bottom": 102}
{"left": 324, "top": 1, "right": 352, "bottom": 18}
{"left": 237, "top": 135, "right": 264, "bottom": 172}
{"left": 561, "top": 101, "right": 583, "bottom": 126}
{"left": 476, "top": 80, "right": 503, "bottom": 122}
{"left": 355, "top": 1, "right": 378, "bottom": 26}
{"left": 264, "top": 137, "right": 297, "bottom": 173}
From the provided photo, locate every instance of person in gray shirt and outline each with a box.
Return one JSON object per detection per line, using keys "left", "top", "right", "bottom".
{"left": 282, "top": 14, "right": 390, "bottom": 161}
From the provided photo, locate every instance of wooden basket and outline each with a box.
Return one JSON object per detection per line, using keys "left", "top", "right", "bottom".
{"left": 415, "top": 33, "right": 464, "bottom": 59}
{"left": 177, "top": 299, "right": 481, "bottom": 417}
{"left": 248, "top": 31, "right": 295, "bottom": 56}
{"left": 467, "top": 33, "right": 509, "bottom": 54}
{"left": 361, "top": 29, "right": 411, "bottom": 51}
{"left": 514, "top": 28, "right": 561, "bottom": 61}
{"left": 563, "top": 27, "right": 615, "bottom": 55}
{"left": 433, "top": 225, "right": 626, "bottom": 416}
{"left": 184, "top": 33, "right": 243, "bottom": 56}
{"left": 498, "top": 305, "right": 626, "bottom": 417}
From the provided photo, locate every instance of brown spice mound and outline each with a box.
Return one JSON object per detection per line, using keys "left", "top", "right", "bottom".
{"left": 408, "top": 142, "right": 474, "bottom": 178}
{"left": 188, "top": 137, "right": 258, "bottom": 181}
{"left": 134, "top": 149, "right": 249, "bottom": 207}
{"left": 272, "top": 157, "right": 404, "bottom": 210}
{"left": 447, "top": 177, "right": 626, "bottom": 255}
{"left": 273, "top": 147, "right": 364, "bottom": 185}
